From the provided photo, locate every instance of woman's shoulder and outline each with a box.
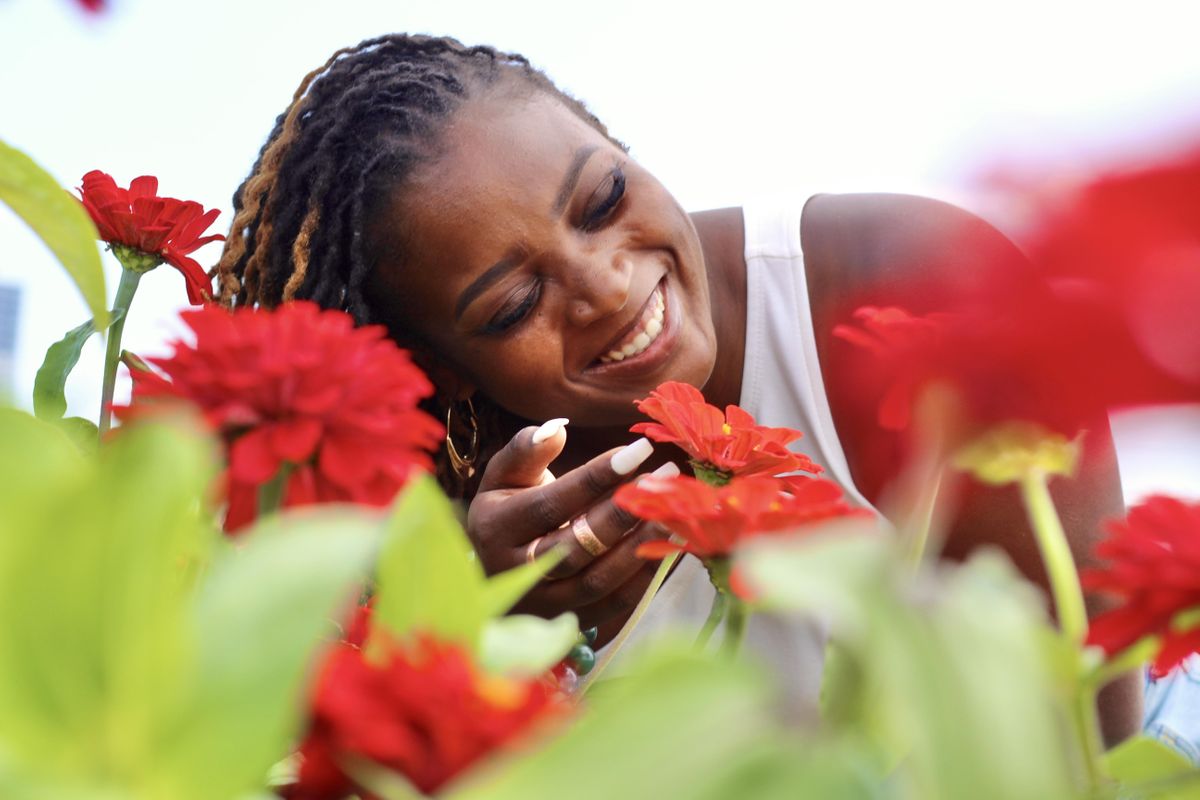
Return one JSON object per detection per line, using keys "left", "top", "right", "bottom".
{"left": 798, "top": 192, "right": 1027, "bottom": 306}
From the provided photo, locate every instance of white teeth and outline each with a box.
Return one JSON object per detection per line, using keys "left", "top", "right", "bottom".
{"left": 599, "top": 285, "right": 667, "bottom": 364}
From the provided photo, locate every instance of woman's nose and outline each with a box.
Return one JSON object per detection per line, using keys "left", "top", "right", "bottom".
{"left": 566, "top": 253, "right": 633, "bottom": 327}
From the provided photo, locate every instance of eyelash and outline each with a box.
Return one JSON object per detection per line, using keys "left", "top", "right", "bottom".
{"left": 581, "top": 165, "right": 626, "bottom": 231}
{"left": 483, "top": 283, "right": 541, "bottom": 335}
{"left": 480, "top": 165, "right": 627, "bottom": 336}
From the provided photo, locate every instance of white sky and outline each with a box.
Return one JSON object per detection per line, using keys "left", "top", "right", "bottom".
{"left": 1, "top": 0, "right": 1199, "bottom": 501}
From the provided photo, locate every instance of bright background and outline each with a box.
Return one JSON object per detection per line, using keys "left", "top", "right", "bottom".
{"left": 1, "top": 0, "right": 1198, "bottom": 502}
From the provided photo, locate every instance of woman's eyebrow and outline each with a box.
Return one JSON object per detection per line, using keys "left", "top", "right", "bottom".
{"left": 454, "top": 253, "right": 522, "bottom": 321}
{"left": 551, "top": 145, "right": 599, "bottom": 216}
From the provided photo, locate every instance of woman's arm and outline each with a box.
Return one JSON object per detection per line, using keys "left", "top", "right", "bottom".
{"left": 803, "top": 192, "right": 1142, "bottom": 745}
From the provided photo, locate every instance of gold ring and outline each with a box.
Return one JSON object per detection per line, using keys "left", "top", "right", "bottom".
{"left": 571, "top": 515, "right": 608, "bottom": 557}
{"left": 526, "top": 538, "right": 541, "bottom": 565}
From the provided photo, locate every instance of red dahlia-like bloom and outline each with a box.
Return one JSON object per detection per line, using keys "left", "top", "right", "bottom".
{"left": 631, "top": 381, "right": 819, "bottom": 481}
{"left": 118, "top": 301, "right": 442, "bottom": 533}
{"left": 615, "top": 474, "right": 867, "bottom": 561}
{"left": 78, "top": 170, "right": 222, "bottom": 304}
{"left": 285, "top": 635, "right": 562, "bottom": 799}
{"left": 1023, "top": 146, "right": 1200, "bottom": 389}
{"left": 1083, "top": 496, "right": 1200, "bottom": 678}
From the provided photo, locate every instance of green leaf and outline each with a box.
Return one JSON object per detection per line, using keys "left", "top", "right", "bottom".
{"left": 482, "top": 549, "right": 564, "bottom": 617}
{"left": 32, "top": 309, "right": 125, "bottom": 421}
{"left": 55, "top": 417, "right": 100, "bottom": 455}
{"left": 479, "top": 613, "right": 578, "bottom": 677}
{"left": 1104, "top": 735, "right": 1195, "bottom": 789}
{"left": 156, "top": 508, "right": 380, "bottom": 800}
{"left": 0, "top": 139, "right": 108, "bottom": 329}
{"left": 0, "top": 416, "right": 216, "bottom": 781}
{"left": 449, "top": 646, "right": 782, "bottom": 800}
{"left": 739, "top": 531, "right": 1080, "bottom": 800}
{"left": 372, "top": 475, "right": 488, "bottom": 651}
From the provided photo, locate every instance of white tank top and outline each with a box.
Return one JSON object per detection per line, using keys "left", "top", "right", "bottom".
{"left": 589, "top": 199, "right": 877, "bottom": 717}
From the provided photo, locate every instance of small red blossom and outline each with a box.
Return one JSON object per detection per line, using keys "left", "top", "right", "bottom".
{"left": 118, "top": 302, "right": 442, "bottom": 533}
{"left": 615, "top": 474, "right": 868, "bottom": 561}
{"left": 78, "top": 170, "right": 222, "bottom": 304}
{"left": 1084, "top": 496, "right": 1200, "bottom": 678}
{"left": 631, "top": 381, "right": 819, "bottom": 481}
{"left": 284, "top": 635, "right": 563, "bottom": 799}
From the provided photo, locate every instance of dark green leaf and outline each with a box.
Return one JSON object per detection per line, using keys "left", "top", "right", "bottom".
{"left": 0, "top": 139, "right": 108, "bottom": 329}
{"left": 32, "top": 309, "right": 124, "bottom": 422}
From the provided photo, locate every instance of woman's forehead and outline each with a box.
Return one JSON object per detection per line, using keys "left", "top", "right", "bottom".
{"left": 404, "top": 92, "right": 619, "bottom": 226}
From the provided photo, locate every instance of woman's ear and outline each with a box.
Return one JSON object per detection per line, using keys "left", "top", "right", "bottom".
{"left": 407, "top": 346, "right": 477, "bottom": 403}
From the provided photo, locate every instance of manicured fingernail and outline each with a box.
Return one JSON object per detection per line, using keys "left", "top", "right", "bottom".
{"left": 650, "top": 462, "right": 681, "bottom": 478}
{"left": 611, "top": 437, "right": 654, "bottom": 475}
{"left": 532, "top": 418, "right": 569, "bottom": 444}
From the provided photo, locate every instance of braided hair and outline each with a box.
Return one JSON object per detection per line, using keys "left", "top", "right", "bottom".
{"left": 213, "top": 34, "right": 624, "bottom": 495}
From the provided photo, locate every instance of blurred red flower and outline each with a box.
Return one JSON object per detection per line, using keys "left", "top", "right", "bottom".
{"left": 1084, "top": 496, "right": 1200, "bottom": 678}
{"left": 118, "top": 301, "right": 442, "bottom": 532}
{"left": 631, "top": 381, "right": 820, "bottom": 482}
{"left": 78, "top": 171, "right": 222, "bottom": 304}
{"left": 615, "top": 473, "right": 867, "bottom": 561}
{"left": 284, "top": 635, "right": 562, "bottom": 799}
{"left": 1024, "top": 147, "right": 1200, "bottom": 388}
{"left": 72, "top": 0, "right": 104, "bottom": 12}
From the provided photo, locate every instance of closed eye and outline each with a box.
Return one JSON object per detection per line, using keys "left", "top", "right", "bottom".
{"left": 481, "top": 282, "right": 541, "bottom": 335}
{"left": 581, "top": 165, "right": 626, "bottom": 231}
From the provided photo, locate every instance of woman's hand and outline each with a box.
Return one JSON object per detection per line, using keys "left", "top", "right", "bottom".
{"left": 465, "top": 421, "right": 677, "bottom": 632}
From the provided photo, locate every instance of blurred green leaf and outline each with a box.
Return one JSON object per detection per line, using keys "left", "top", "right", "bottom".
{"left": 1104, "top": 735, "right": 1198, "bottom": 799}
{"left": 482, "top": 549, "right": 563, "bottom": 617}
{"left": 0, "top": 415, "right": 216, "bottom": 784}
{"left": 740, "top": 531, "right": 1082, "bottom": 800}
{"left": 157, "top": 508, "right": 380, "bottom": 800}
{"left": 0, "top": 139, "right": 108, "bottom": 329}
{"left": 450, "top": 646, "right": 783, "bottom": 800}
{"left": 56, "top": 417, "right": 100, "bottom": 455}
{"left": 479, "top": 613, "right": 578, "bottom": 677}
{"left": 372, "top": 475, "right": 488, "bottom": 651}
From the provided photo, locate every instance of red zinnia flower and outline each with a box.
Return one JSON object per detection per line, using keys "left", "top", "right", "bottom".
{"left": 78, "top": 170, "right": 223, "bottom": 304}
{"left": 1084, "top": 496, "right": 1200, "bottom": 678}
{"left": 118, "top": 301, "right": 442, "bottom": 533}
{"left": 284, "top": 635, "right": 563, "bottom": 798}
{"left": 631, "top": 381, "right": 820, "bottom": 482}
{"left": 615, "top": 474, "right": 868, "bottom": 561}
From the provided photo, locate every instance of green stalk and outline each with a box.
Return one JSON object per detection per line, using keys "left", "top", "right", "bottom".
{"left": 905, "top": 468, "right": 944, "bottom": 568}
{"left": 1018, "top": 469, "right": 1104, "bottom": 789}
{"left": 98, "top": 268, "right": 142, "bottom": 436}
{"left": 694, "top": 588, "right": 728, "bottom": 651}
{"left": 1018, "top": 470, "right": 1088, "bottom": 644}
{"left": 257, "top": 462, "right": 294, "bottom": 520}
{"left": 582, "top": 551, "right": 680, "bottom": 694}
{"left": 721, "top": 596, "right": 748, "bottom": 659}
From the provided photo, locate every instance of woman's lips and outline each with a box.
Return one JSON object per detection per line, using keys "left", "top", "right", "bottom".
{"left": 598, "top": 284, "right": 665, "bottom": 363}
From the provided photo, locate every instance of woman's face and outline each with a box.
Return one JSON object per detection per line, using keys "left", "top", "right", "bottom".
{"left": 370, "top": 89, "right": 717, "bottom": 426}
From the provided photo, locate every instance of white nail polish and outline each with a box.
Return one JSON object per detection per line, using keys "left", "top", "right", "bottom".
{"left": 532, "top": 417, "right": 569, "bottom": 444}
{"left": 650, "top": 462, "right": 681, "bottom": 478}
{"left": 611, "top": 437, "right": 654, "bottom": 475}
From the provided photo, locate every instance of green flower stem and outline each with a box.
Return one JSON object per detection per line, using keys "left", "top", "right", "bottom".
{"left": 98, "top": 268, "right": 142, "bottom": 436}
{"left": 694, "top": 587, "right": 728, "bottom": 651}
{"left": 582, "top": 551, "right": 680, "bottom": 694}
{"left": 1018, "top": 470, "right": 1088, "bottom": 645}
{"left": 905, "top": 467, "right": 944, "bottom": 568}
{"left": 257, "top": 462, "right": 294, "bottom": 520}
{"left": 1017, "top": 469, "right": 1104, "bottom": 790}
{"left": 721, "top": 596, "right": 748, "bottom": 659}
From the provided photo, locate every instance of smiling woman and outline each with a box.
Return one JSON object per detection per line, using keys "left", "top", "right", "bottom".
{"left": 216, "top": 33, "right": 1140, "bottom": 741}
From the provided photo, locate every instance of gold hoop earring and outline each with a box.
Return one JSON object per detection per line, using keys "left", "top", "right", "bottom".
{"left": 445, "top": 397, "right": 479, "bottom": 480}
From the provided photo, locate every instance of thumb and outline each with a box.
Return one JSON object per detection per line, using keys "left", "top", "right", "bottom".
{"left": 477, "top": 418, "right": 569, "bottom": 491}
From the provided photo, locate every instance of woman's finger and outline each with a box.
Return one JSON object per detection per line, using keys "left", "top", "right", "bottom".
{"left": 476, "top": 418, "right": 570, "bottom": 492}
